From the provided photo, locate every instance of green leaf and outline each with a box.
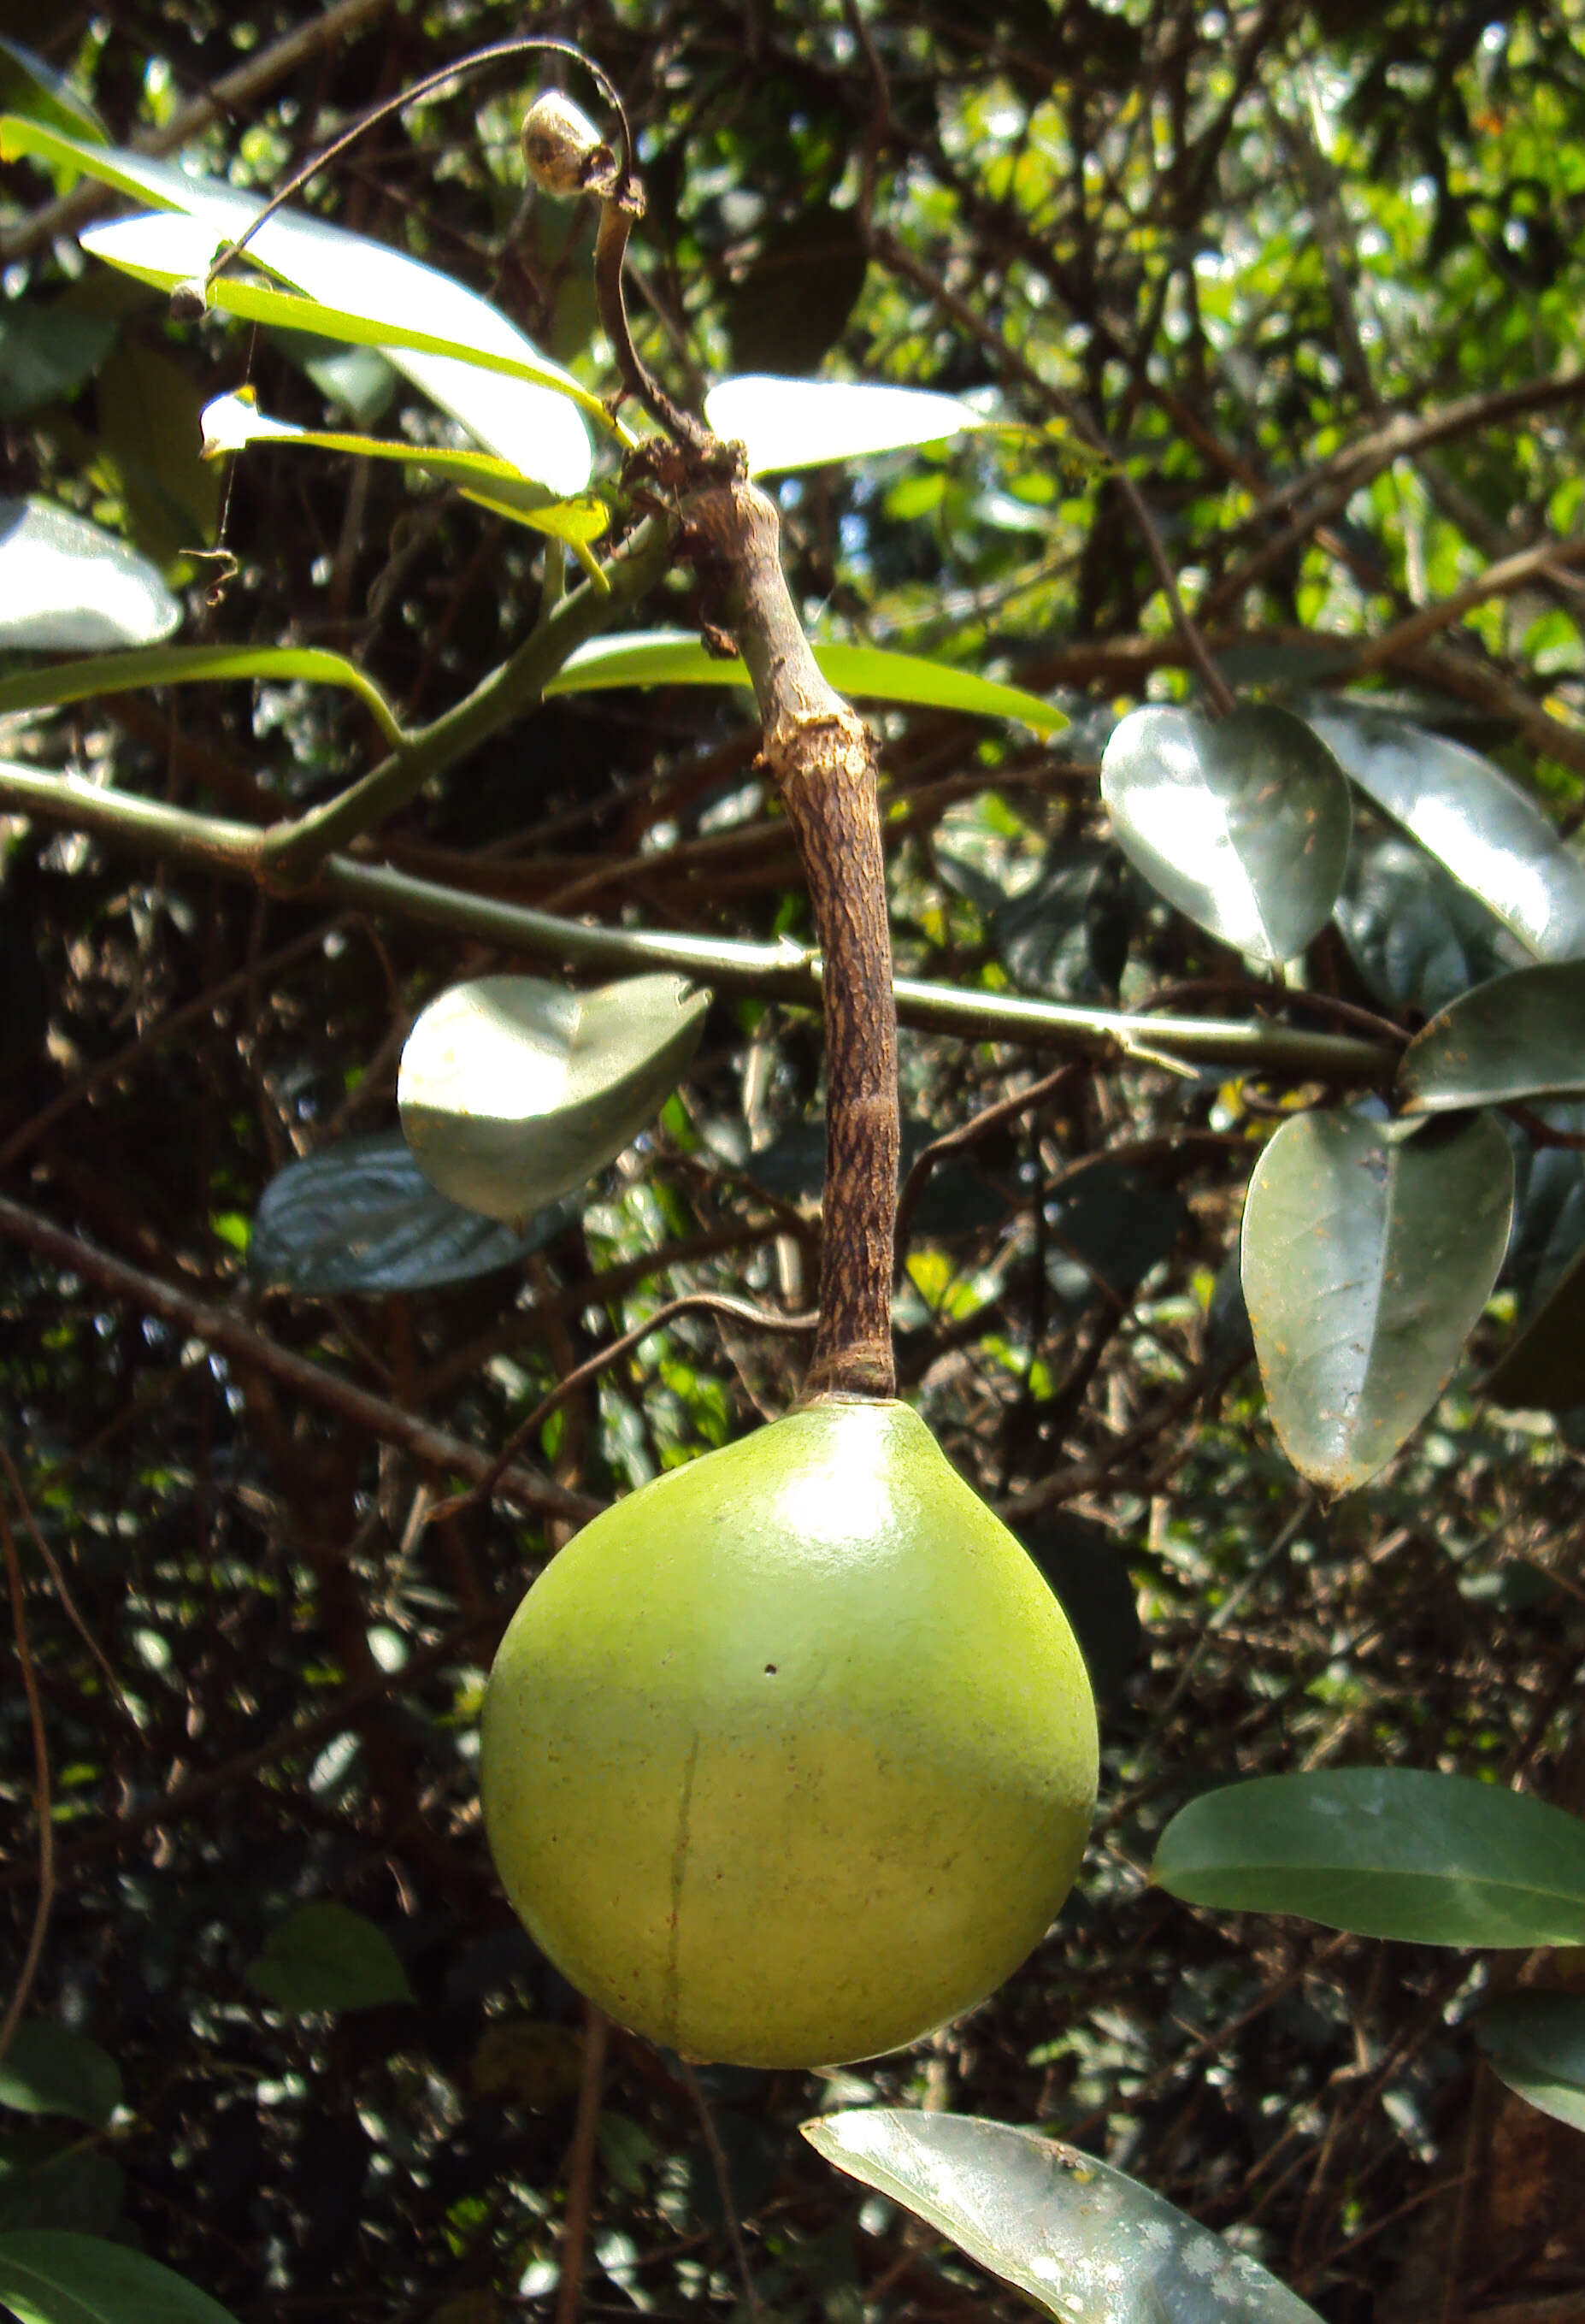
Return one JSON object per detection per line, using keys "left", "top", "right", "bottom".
{"left": 722, "top": 206, "right": 869, "bottom": 378}
{"left": 703, "top": 376, "right": 985, "bottom": 476}
{"left": 0, "top": 498, "right": 178, "bottom": 653}
{"left": 0, "top": 2027, "right": 121, "bottom": 2131}
{"left": 0, "top": 644, "right": 404, "bottom": 747}
{"left": 1022, "top": 1517, "right": 1142, "bottom": 1702}
{"left": 1046, "top": 1158, "right": 1187, "bottom": 1312}
{"left": 245, "top": 1902, "right": 413, "bottom": 2014}
{"left": 398, "top": 974, "right": 710, "bottom": 1225}
{"left": 803, "top": 2110, "right": 1323, "bottom": 2324}
{"left": 1483, "top": 1238, "right": 1585, "bottom": 1412}
{"left": 0, "top": 40, "right": 105, "bottom": 143}
{"left": 1333, "top": 832, "right": 1525, "bottom": 1017}
{"left": 1099, "top": 703, "right": 1352, "bottom": 964}
{"left": 0, "top": 304, "right": 116, "bottom": 422}
{"left": 1151, "top": 1768, "right": 1585, "bottom": 1946}
{"left": 249, "top": 1132, "right": 577, "bottom": 1296}
{"left": 1476, "top": 1992, "right": 1585, "bottom": 2132}
{"left": 94, "top": 336, "right": 219, "bottom": 570}
{"left": 1399, "top": 960, "right": 1585, "bottom": 1110}
{"left": 199, "top": 392, "right": 609, "bottom": 549}
{"left": 545, "top": 629, "right": 1066, "bottom": 732}
{"left": 0, "top": 2231, "right": 241, "bottom": 2324}
{"left": 1305, "top": 699, "right": 1585, "bottom": 962}
{"left": 0, "top": 117, "right": 592, "bottom": 495}
{"left": 1240, "top": 1108, "right": 1513, "bottom": 1488}
{"left": 0, "top": 2143, "right": 122, "bottom": 2239}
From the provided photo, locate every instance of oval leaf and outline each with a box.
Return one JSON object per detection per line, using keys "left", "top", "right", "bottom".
{"left": 0, "top": 2028, "right": 121, "bottom": 2131}
{"left": 1400, "top": 959, "right": 1585, "bottom": 1111}
{"left": 0, "top": 498, "right": 178, "bottom": 652}
{"left": 704, "top": 375, "right": 983, "bottom": 477}
{"left": 1100, "top": 704, "right": 1352, "bottom": 964}
{"left": 547, "top": 630, "right": 1065, "bottom": 732}
{"left": 1305, "top": 699, "right": 1585, "bottom": 962}
{"left": 803, "top": 2110, "right": 1322, "bottom": 2324}
{"left": 1476, "top": 1991, "right": 1585, "bottom": 2132}
{"left": 399, "top": 973, "right": 710, "bottom": 1224}
{"left": 245, "top": 1902, "right": 413, "bottom": 2015}
{"left": 0, "top": 2232, "right": 240, "bottom": 2324}
{"left": 1152, "top": 1768, "right": 1585, "bottom": 1946}
{"left": 249, "top": 1131, "right": 574, "bottom": 1295}
{"left": 1240, "top": 1108, "right": 1513, "bottom": 1488}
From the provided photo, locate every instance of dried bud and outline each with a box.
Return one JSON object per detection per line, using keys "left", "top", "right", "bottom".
{"left": 169, "top": 276, "right": 210, "bottom": 321}
{"left": 521, "top": 91, "right": 616, "bottom": 198}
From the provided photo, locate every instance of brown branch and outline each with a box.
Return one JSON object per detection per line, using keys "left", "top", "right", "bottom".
{"left": 1346, "top": 536, "right": 1585, "bottom": 675}
{"left": 0, "top": 1194, "right": 598, "bottom": 1527}
{"left": 0, "top": 1489, "right": 55, "bottom": 2060}
{"left": 555, "top": 2003, "right": 610, "bottom": 2324}
{"left": 893, "top": 1061, "right": 1084, "bottom": 1271}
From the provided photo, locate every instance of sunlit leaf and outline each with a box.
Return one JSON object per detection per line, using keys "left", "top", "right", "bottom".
{"left": 1399, "top": 960, "right": 1585, "bottom": 1110}
{"left": 0, "top": 497, "right": 178, "bottom": 652}
{"left": 0, "top": 2231, "right": 241, "bottom": 2324}
{"left": 1333, "top": 832, "right": 1526, "bottom": 1017}
{"left": 0, "top": 117, "right": 593, "bottom": 493}
{"left": 1240, "top": 1108, "right": 1513, "bottom": 1488}
{"left": 1304, "top": 699, "right": 1585, "bottom": 962}
{"left": 545, "top": 629, "right": 1066, "bottom": 731}
{"left": 0, "top": 38, "right": 105, "bottom": 142}
{"left": 249, "top": 1132, "right": 575, "bottom": 1295}
{"left": 1476, "top": 1991, "right": 1585, "bottom": 2132}
{"left": 1152, "top": 1768, "right": 1585, "bottom": 1945}
{"left": 0, "top": 2028, "right": 121, "bottom": 2131}
{"left": 804, "top": 2110, "right": 1323, "bottom": 2323}
{"left": 245, "top": 1902, "right": 414, "bottom": 2015}
{"left": 704, "top": 375, "right": 985, "bottom": 475}
{"left": 398, "top": 974, "right": 710, "bottom": 1225}
{"left": 1100, "top": 704, "right": 1352, "bottom": 964}
{"left": 0, "top": 642, "right": 404, "bottom": 746}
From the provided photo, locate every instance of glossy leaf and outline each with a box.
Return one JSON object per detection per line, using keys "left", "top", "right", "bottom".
{"left": 1476, "top": 1992, "right": 1585, "bottom": 2132}
{"left": 703, "top": 375, "right": 983, "bottom": 476}
{"left": 0, "top": 117, "right": 592, "bottom": 494}
{"left": 1099, "top": 704, "right": 1352, "bottom": 964}
{"left": 245, "top": 1902, "right": 413, "bottom": 2015}
{"left": 249, "top": 1132, "right": 574, "bottom": 1295}
{"left": 0, "top": 643, "right": 404, "bottom": 746}
{"left": 1240, "top": 1108, "right": 1513, "bottom": 1488}
{"left": 0, "top": 2027, "right": 121, "bottom": 2131}
{"left": 0, "top": 498, "right": 177, "bottom": 652}
{"left": 546, "top": 629, "right": 1066, "bottom": 731}
{"left": 0, "top": 38, "right": 105, "bottom": 142}
{"left": 398, "top": 974, "right": 710, "bottom": 1224}
{"left": 0, "top": 2231, "right": 241, "bottom": 2324}
{"left": 804, "top": 2110, "right": 1322, "bottom": 2324}
{"left": 199, "top": 392, "right": 608, "bottom": 549}
{"left": 1152, "top": 1768, "right": 1585, "bottom": 1945}
{"left": 1333, "top": 832, "right": 1526, "bottom": 1017}
{"left": 1304, "top": 699, "right": 1585, "bottom": 962}
{"left": 1399, "top": 960, "right": 1585, "bottom": 1110}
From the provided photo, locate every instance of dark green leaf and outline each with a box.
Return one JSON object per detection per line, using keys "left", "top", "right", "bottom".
{"left": 1476, "top": 1991, "right": 1585, "bottom": 2132}
{"left": 1022, "top": 1517, "right": 1142, "bottom": 1701}
{"left": 0, "top": 2141, "right": 122, "bottom": 2238}
{"left": 1305, "top": 700, "right": 1585, "bottom": 961}
{"left": 1100, "top": 703, "right": 1352, "bottom": 963}
{"left": 398, "top": 974, "right": 710, "bottom": 1225}
{"left": 245, "top": 1902, "right": 413, "bottom": 2015}
{"left": 1333, "top": 833, "right": 1526, "bottom": 1017}
{"left": 249, "top": 1132, "right": 574, "bottom": 1295}
{"left": 1483, "top": 1239, "right": 1585, "bottom": 1411}
{"left": 1400, "top": 961, "right": 1585, "bottom": 1110}
{"left": 1152, "top": 1767, "right": 1585, "bottom": 1945}
{"left": 722, "top": 204, "right": 869, "bottom": 376}
{"left": 0, "top": 2230, "right": 241, "bottom": 2324}
{"left": 94, "top": 337, "right": 220, "bottom": 569}
{"left": 1240, "top": 1108, "right": 1513, "bottom": 1488}
{"left": 0, "top": 304, "right": 115, "bottom": 422}
{"left": 0, "top": 40, "right": 105, "bottom": 142}
{"left": 803, "top": 2110, "right": 1323, "bottom": 2322}
{"left": 0, "top": 2029, "right": 120, "bottom": 2132}
{"left": 991, "top": 844, "right": 1132, "bottom": 1001}
{"left": 1047, "top": 1159, "right": 1187, "bottom": 1311}
{"left": 0, "top": 498, "right": 177, "bottom": 652}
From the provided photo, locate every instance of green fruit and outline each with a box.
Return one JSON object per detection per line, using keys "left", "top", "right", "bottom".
{"left": 480, "top": 1397, "right": 1099, "bottom": 2068}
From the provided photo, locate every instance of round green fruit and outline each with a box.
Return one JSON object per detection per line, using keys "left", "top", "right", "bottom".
{"left": 480, "top": 1397, "right": 1099, "bottom": 2067}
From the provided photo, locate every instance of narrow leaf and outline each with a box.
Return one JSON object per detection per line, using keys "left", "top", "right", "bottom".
{"left": 1240, "top": 1108, "right": 1513, "bottom": 1488}
{"left": 0, "top": 2028, "right": 121, "bottom": 2131}
{"left": 0, "top": 39, "right": 105, "bottom": 143}
{"left": 0, "top": 498, "right": 178, "bottom": 652}
{"left": 1400, "top": 959, "right": 1585, "bottom": 1110}
{"left": 704, "top": 375, "right": 983, "bottom": 476}
{"left": 804, "top": 2110, "right": 1322, "bottom": 2324}
{"left": 1152, "top": 1767, "right": 1585, "bottom": 1946}
{"left": 1100, "top": 703, "right": 1352, "bottom": 964}
{"left": 1305, "top": 699, "right": 1585, "bottom": 962}
{"left": 245, "top": 1902, "right": 413, "bottom": 2014}
{"left": 0, "top": 643, "right": 404, "bottom": 746}
{"left": 546, "top": 629, "right": 1066, "bottom": 731}
{"left": 0, "top": 2231, "right": 241, "bottom": 2324}
{"left": 398, "top": 974, "right": 710, "bottom": 1224}
{"left": 1476, "top": 1992, "right": 1585, "bottom": 2132}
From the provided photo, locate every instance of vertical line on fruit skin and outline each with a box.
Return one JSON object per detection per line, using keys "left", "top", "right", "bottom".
{"left": 665, "top": 1730, "right": 700, "bottom": 2044}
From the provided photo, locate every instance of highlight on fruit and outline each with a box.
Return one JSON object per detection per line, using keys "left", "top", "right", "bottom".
{"left": 480, "top": 1396, "right": 1099, "bottom": 2068}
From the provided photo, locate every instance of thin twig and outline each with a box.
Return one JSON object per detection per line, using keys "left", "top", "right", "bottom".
{"left": 681, "top": 2061, "right": 761, "bottom": 2322}
{"left": 0, "top": 1492, "right": 55, "bottom": 2062}
{"left": 554, "top": 2003, "right": 610, "bottom": 2324}
{"left": 0, "top": 1440, "right": 133, "bottom": 1726}
{"left": 894, "top": 1061, "right": 1083, "bottom": 1271}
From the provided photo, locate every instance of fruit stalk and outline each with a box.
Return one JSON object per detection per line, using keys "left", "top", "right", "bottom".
{"left": 683, "top": 477, "right": 899, "bottom": 1401}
